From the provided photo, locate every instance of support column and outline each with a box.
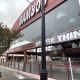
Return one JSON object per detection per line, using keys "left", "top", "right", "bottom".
{"left": 23, "top": 50, "right": 27, "bottom": 71}
{"left": 36, "top": 48, "right": 37, "bottom": 61}
{"left": 26, "top": 55, "right": 28, "bottom": 61}
{"left": 1, "top": 58, "right": 2, "bottom": 64}
{"left": 5, "top": 53, "right": 8, "bottom": 67}
{"left": 14, "top": 60, "right": 15, "bottom": 69}
{"left": 10, "top": 54, "right": 13, "bottom": 68}
{"left": 18, "top": 60, "right": 20, "bottom": 70}
{"left": 6, "top": 54, "right": 8, "bottom": 61}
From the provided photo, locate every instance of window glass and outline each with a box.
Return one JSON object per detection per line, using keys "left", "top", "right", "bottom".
{"left": 20, "top": 0, "right": 80, "bottom": 43}
{"left": 79, "top": 0, "right": 80, "bottom": 6}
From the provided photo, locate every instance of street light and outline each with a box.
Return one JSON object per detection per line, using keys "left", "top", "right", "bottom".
{"left": 40, "top": 0, "right": 47, "bottom": 80}
{"left": 26, "top": 0, "right": 47, "bottom": 80}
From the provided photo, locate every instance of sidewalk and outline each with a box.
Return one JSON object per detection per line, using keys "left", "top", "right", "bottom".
{"left": 0, "top": 76, "right": 36, "bottom": 80}
{"left": 0, "top": 66, "right": 56, "bottom": 80}
{"left": 0, "top": 76, "right": 8, "bottom": 80}
{"left": 0, "top": 66, "right": 37, "bottom": 80}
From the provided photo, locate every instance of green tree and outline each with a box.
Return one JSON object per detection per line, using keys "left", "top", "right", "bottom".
{"left": 0, "top": 22, "right": 22, "bottom": 54}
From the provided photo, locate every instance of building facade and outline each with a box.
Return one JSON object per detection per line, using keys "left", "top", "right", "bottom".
{"left": 5, "top": 0, "right": 80, "bottom": 60}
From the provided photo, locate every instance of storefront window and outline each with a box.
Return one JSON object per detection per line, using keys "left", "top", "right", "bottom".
{"left": 20, "top": 0, "right": 80, "bottom": 44}
{"left": 72, "top": 43, "right": 78, "bottom": 48}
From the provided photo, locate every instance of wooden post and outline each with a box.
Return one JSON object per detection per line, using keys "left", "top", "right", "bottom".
{"left": 23, "top": 50, "right": 27, "bottom": 71}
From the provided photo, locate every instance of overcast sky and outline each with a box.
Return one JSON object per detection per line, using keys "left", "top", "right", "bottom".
{"left": 0, "top": 0, "right": 33, "bottom": 29}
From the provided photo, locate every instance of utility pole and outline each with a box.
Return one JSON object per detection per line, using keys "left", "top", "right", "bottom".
{"left": 40, "top": 0, "right": 47, "bottom": 80}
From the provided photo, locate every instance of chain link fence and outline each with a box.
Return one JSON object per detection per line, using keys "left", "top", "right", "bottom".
{"left": 0, "top": 57, "right": 80, "bottom": 80}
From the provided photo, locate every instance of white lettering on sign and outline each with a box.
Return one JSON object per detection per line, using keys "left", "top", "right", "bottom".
{"left": 19, "top": 0, "right": 48, "bottom": 26}
{"left": 36, "top": 29, "right": 80, "bottom": 47}
{"left": 46, "top": 38, "right": 51, "bottom": 44}
{"left": 57, "top": 30, "right": 80, "bottom": 42}
{"left": 36, "top": 0, "right": 41, "bottom": 13}
{"left": 57, "top": 35, "right": 62, "bottom": 42}
{"left": 51, "top": 37, "right": 56, "bottom": 43}
{"left": 69, "top": 32, "right": 74, "bottom": 39}
{"left": 73, "top": 30, "right": 80, "bottom": 38}
{"left": 31, "top": 4, "right": 36, "bottom": 17}
{"left": 63, "top": 33, "right": 70, "bottom": 41}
